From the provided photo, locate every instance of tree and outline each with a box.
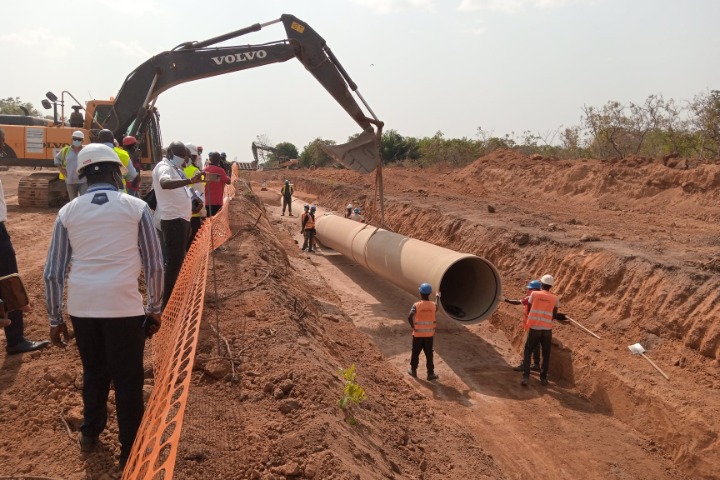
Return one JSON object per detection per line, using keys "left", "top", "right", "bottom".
{"left": 380, "top": 129, "right": 419, "bottom": 164}
{"left": 689, "top": 90, "right": 720, "bottom": 157}
{"left": 275, "top": 142, "right": 299, "bottom": 160}
{"left": 0, "top": 97, "right": 41, "bottom": 116}
{"left": 299, "top": 138, "right": 336, "bottom": 168}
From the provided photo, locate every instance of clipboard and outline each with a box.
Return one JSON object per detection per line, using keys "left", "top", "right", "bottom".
{"left": 0, "top": 273, "right": 30, "bottom": 313}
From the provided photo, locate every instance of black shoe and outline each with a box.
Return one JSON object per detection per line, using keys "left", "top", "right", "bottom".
{"left": 289, "top": 214, "right": 294, "bottom": 217}
{"left": 521, "top": 376, "right": 529, "bottom": 387}
{"left": 540, "top": 377, "right": 548, "bottom": 386}
{"left": 512, "top": 363, "right": 524, "bottom": 372}
{"left": 427, "top": 373, "right": 439, "bottom": 381}
{"left": 407, "top": 368, "right": 417, "bottom": 378}
{"left": 79, "top": 434, "right": 99, "bottom": 453}
{"left": 308, "top": 249, "right": 314, "bottom": 253}
{"left": 530, "top": 364, "right": 541, "bottom": 372}
{"left": 6, "top": 339, "right": 50, "bottom": 355}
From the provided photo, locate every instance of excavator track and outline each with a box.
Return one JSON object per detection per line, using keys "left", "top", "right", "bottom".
{"left": 18, "top": 173, "right": 69, "bottom": 208}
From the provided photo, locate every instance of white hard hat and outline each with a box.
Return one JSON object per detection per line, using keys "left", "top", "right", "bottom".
{"left": 72, "top": 130, "right": 85, "bottom": 140}
{"left": 540, "top": 274, "right": 555, "bottom": 286}
{"left": 185, "top": 143, "right": 198, "bottom": 156}
{"left": 347, "top": 204, "right": 352, "bottom": 209}
{"left": 77, "top": 143, "right": 126, "bottom": 175}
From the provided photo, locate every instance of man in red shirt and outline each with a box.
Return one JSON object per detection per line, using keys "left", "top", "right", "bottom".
{"left": 203, "top": 152, "right": 231, "bottom": 216}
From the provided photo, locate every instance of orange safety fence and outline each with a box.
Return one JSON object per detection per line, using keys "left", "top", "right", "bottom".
{"left": 123, "top": 166, "right": 239, "bottom": 480}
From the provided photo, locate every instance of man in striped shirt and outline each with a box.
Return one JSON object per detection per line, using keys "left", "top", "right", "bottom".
{"left": 44, "top": 144, "right": 164, "bottom": 471}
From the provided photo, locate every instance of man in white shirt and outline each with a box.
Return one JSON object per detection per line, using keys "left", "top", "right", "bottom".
{"left": 152, "top": 141, "right": 203, "bottom": 307}
{"left": 54, "top": 130, "right": 87, "bottom": 199}
{"left": 43, "top": 144, "right": 164, "bottom": 470}
{"left": 0, "top": 175, "right": 50, "bottom": 354}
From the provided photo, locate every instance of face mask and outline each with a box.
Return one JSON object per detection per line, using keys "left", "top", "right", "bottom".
{"left": 72, "top": 139, "right": 83, "bottom": 147}
{"left": 170, "top": 155, "right": 185, "bottom": 168}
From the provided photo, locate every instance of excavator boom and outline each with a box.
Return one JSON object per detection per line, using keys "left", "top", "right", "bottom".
{"left": 106, "top": 14, "right": 383, "bottom": 173}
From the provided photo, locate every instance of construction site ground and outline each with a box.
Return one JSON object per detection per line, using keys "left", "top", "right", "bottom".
{"left": 0, "top": 149, "right": 718, "bottom": 480}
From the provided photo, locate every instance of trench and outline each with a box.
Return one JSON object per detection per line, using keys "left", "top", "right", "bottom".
{"left": 252, "top": 171, "right": 719, "bottom": 480}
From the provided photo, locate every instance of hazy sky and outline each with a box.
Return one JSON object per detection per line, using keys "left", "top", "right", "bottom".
{"left": 4, "top": 0, "right": 718, "bottom": 161}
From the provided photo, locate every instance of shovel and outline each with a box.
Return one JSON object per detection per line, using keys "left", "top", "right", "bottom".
{"left": 557, "top": 314, "right": 601, "bottom": 339}
{"left": 628, "top": 343, "right": 670, "bottom": 380}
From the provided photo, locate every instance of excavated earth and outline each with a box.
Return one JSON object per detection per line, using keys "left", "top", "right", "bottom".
{"left": 0, "top": 149, "right": 719, "bottom": 480}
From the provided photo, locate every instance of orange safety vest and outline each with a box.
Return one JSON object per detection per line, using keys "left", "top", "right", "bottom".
{"left": 304, "top": 213, "right": 315, "bottom": 230}
{"left": 412, "top": 300, "right": 436, "bottom": 337}
{"left": 526, "top": 290, "right": 558, "bottom": 331}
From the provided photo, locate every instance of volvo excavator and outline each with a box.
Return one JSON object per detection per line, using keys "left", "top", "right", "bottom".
{"left": 0, "top": 14, "right": 383, "bottom": 207}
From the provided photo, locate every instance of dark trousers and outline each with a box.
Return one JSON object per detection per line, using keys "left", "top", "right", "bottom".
{"left": 523, "top": 329, "right": 552, "bottom": 378}
{"left": 302, "top": 229, "right": 315, "bottom": 251}
{"left": 189, "top": 217, "right": 203, "bottom": 245}
{"left": 0, "top": 222, "right": 24, "bottom": 347}
{"left": 410, "top": 336, "right": 435, "bottom": 375}
{"left": 161, "top": 218, "right": 191, "bottom": 308}
{"left": 70, "top": 315, "right": 145, "bottom": 459}
{"left": 522, "top": 331, "right": 541, "bottom": 366}
{"left": 282, "top": 197, "right": 292, "bottom": 215}
{"left": 206, "top": 204, "right": 222, "bottom": 217}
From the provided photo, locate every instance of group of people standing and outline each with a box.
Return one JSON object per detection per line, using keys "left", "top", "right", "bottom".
{"left": 0, "top": 135, "right": 233, "bottom": 471}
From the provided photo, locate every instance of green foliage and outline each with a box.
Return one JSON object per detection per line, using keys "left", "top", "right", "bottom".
{"left": 0, "top": 97, "right": 41, "bottom": 116}
{"left": 689, "top": 90, "right": 720, "bottom": 156}
{"left": 299, "top": 137, "right": 336, "bottom": 168}
{"left": 381, "top": 129, "right": 419, "bottom": 164}
{"left": 275, "top": 142, "right": 299, "bottom": 161}
{"left": 337, "top": 364, "right": 367, "bottom": 416}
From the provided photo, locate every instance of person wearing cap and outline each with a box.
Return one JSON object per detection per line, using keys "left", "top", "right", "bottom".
{"left": 54, "top": 130, "right": 88, "bottom": 199}
{"left": 0, "top": 171, "right": 50, "bottom": 354}
{"left": 153, "top": 141, "right": 203, "bottom": 307}
{"left": 121, "top": 136, "right": 142, "bottom": 197}
{"left": 504, "top": 280, "right": 542, "bottom": 372}
{"left": 98, "top": 129, "right": 138, "bottom": 192}
{"left": 407, "top": 283, "right": 441, "bottom": 381}
{"left": 195, "top": 145, "right": 204, "bottom": 168}
{"left": 521, "top": 274, "right": 560, "bottom": 387}
{"left": 351, "top": 207, "right": 365, "bottom": 223}
{"left": 203, "top": 152, "right": 231, "bottom": 217}
{"left": 43, "top": 143, "right": 164, "bottom": 470}
{"left": 280, "top": 180, "right": 294, "bottom": 216}
{"left": 344, "top": 204, "right": 353, "bottom": 219}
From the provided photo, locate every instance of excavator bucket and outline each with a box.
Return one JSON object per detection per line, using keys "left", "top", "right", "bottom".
{"left": 320, "top": 130, "right": 380, "bottom": 174}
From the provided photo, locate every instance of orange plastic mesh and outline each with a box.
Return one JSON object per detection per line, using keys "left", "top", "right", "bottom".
{"left": 122, "top": 175, "right": 237, "bottom": 480}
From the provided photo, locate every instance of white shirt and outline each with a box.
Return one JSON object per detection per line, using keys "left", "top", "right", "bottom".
{"left": 0, "top": 178, "right": 7, "bottom": 222}
{"left": 152, "top": 158, "right": 192, "bottom": 222}
{"left": 44, "top": 185, "right": 164, "bottom": 321}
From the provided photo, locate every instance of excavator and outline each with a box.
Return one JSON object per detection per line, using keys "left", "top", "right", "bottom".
{"left": 0, "top": 14, "right": 383, "bottom": 207}
{"left": 250, "top": 142, "right": 299, "bottom": 170}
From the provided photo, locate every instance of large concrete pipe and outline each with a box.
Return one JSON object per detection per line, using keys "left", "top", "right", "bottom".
{"left": 316, "top": 215, "right": 502, "bottom": 324}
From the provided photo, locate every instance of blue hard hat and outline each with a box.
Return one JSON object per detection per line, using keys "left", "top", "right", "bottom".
{"left": 310, "top": 205, "right": 316, "bottom": 211}
{"left": 354, "top": 207, "right": 360, "bottom": 214}
{"left": 526, "top": 280, "right": 542, "bottom": 290}
{"left": 419, "top": 283, "right": 432, "bottom": 295}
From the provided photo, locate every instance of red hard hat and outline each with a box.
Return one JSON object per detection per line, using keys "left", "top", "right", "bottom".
{"left": 122, "top": 136, "right": 137, "bottom": 146}
{"left": 197, "top": 145, "right": 203, "bottom": 152}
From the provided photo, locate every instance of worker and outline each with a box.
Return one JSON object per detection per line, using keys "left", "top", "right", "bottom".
{"left": 54, "top": 130, "right": 87, "bottom": 199}
{"left": 204, "top": 152, "right": 231, "bottom": 217}
{"left": 98, "top": 129, "right": 137, "bottom": 192}
{"left": 196, "top": 145, "right": 204, "bottom": 167}
{"left": 521, "top": 274, "right": 560, "bottom": 386}
{"left": 351, "top": 207, "right": 365, "bottom": 223}
{"left": 43, "top": 143, "right": 164, "bottom": 470}
{"left": 407, "top": 283, "right": 440, "bottom": 381}
{"left": 152, "top": 141, "right": 203, "bottom": 307}
{"left": 122, "top": 136, "right": 142, "bottom": 197}
{"left": 0, "top": 174, "right": 50, "bottom": 354}
{"left": 301, "top": 204, "right": 316, "bottom": 252}
{"left": 219, "top": 152, "right": 232, "bottom": 176}
{"left": 300, "top": 204, "right": 310, "bottom": 250}
{"left": 280, "top": 180, "right": 294, "bottom": 216}
{"left": 504, "top": 280, "right": 542, "bottom": 372}
{"left": 344, "top": 203, "right": 352, "bottom": 218}
{"left": 183, "top": 144, "right": 205, "bottom": 242}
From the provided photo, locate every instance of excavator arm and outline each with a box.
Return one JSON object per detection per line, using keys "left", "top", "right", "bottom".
{"left": 105, "top": 14, "right": 382, "bottom": 173}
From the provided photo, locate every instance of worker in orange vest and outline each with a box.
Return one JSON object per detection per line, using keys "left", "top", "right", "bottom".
{"left": 504, "top": 279, "right": 542, "bottom": 372}
{"left": 301, "top": 204, "right": 316, "bottom": 252}
{"left": 407, "top": 283, "right": 440, "bottom": 381}
{"left": 522, "top": 274, "right": 559, "bottom": 386}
